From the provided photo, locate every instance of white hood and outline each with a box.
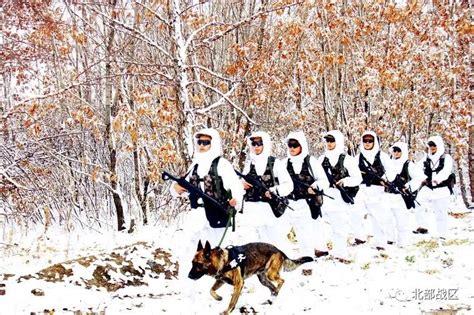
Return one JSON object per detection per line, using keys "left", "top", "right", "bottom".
{"left": 426, "top": 135, "right": 445, "bottom": 165}
{"left": 390, "top": 141, "right": 408, "bottom": 174}
{"left": 191, "top": 128, "right": 222, "bottom": 177}
{"left": 285, "top": 131, "right": 309, "bottom": 174}
{"left": 359, "top": 130, "right": 381, "bottom": 164}
{"left": 323, "top": 130, "right": 345, "bottom": 166}
{"left": 247, "top": 131, "right": 272, "bottom": 175}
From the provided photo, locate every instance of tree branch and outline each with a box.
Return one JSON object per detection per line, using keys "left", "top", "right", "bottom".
{"left": 185, "top": 64, "right": 234, "bottom": 82}
{"left": 87, "top": 4, "right": 173, "bottom": 60}
{"left": 179, "top": 0, "right": 210, "bottom": 16}
{"left": 134, "top": 0, "right": 171, "bottom": 28}
{"left": 193, "top": 79, "right": 258, "bottom": 125}
{"left": 201, "top": 1, "right": 304, "bottom": 45}
{"left": 184, "top": 21, "right": 224, "bottom": 51}
{"left": 0, "top": 169, "right": 29, "bottom": 190}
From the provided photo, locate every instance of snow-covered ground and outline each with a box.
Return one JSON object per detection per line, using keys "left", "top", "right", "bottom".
{"left": 0, "top": 198, "right": 473, "bottom": 315}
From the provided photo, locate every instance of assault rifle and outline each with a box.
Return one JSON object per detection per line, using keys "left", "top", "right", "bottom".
{"left": 290, "top": 177, "right": 334, "bottom": 219}
{"left": 321, "top": 168, "right": 356, "bottom": 204}
{"left": 236, "top": 170, "right": 294, "bottom": 217}
{"left": 422, "top": 159, "right": 456, "bottom": 195}
{"left": 162, "top": 171, "right": 232, "bottom": 214}
{"left": 290, "top": 177, "right": 335, "bottom": 200}
{"left": 390, "top": 174, "right": 421, "bottom": 209}
{"left": 359, "top": 161, "right": 419, "bottom": 209}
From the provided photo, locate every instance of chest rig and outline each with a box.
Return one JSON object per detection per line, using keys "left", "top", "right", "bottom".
{"left": 287, "top": 155, "right": 314, "bottom": 200}
{"left": 389, "top": 160, "right": 411, "bottom": 191}
{"left": 359, "top": 151, "right": 385, "bottom": 186}
{"left": 398, "top": 160, "right": 411, "bottom": 184}
{"left": 189, "top": 157, "right": 230, "bottom": 228}
{"left": 423, "top": 155, "right": 455, "bottom": 193}
{"left": 322, "top": 153, "right": 359, "bottom": 203}
{"left": 322, "top": 154, "right": 349, "bottom": 182}
{"left": 423, "top": 155, "right": 445, "bottom": 181}
{"left": 244, "top": 156, "right": 278, "bottom": 202}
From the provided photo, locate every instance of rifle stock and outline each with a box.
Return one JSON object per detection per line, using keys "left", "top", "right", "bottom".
{"left": 291, "top": 177, "right": 335, "bottom": 200}
{"left": 236, "top": 170, "right": 294, "bottom": 211}
{"left": 162, "top": 171, "right": 230, "bottom": 213}
{"left": 360, "top": 167, "right": 420, "bottom": 209}
{"left": 320, "top": 169, "right": 354, "bottom": 204}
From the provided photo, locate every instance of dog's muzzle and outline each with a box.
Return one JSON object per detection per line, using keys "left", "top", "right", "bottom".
{"left": 188, "top": 269, "right": 205, "bottom": 280}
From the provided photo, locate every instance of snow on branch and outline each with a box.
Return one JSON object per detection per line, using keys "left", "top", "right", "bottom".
{"left": 185, "top": 64, "right": 234, "bottom": 82}
{"left": 0, "top": 169, "right": 29, "bottom": 190}
{"left": 86, "top": 4, "right": 173, "bottom": 60}
{"left": 201, "top": 1, "right": 303, "bottom": 45}
{"left": 193, "top": 80, "right": 258, "bottom": 125}
{"left": 10, "top": 84, "right": 78, "bottom": 109}
{"left": 184, "top": 21, "right": 225, "bottom": 51}
{"left": 34, "top": 142, "right": 119, "bottom": 194}
{"left": 134, "top": 1, "right": 171, "bottom": 28}
{"left": 179, "top": 0, "right": 210, "bottom": 16}
{"left": 12, "top": 72, "right": 141, "bottom": 109}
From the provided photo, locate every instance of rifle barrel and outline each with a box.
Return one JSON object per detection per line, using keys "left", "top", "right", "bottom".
{"left": 236, "top": 170, "right": 295, "bottom": 211}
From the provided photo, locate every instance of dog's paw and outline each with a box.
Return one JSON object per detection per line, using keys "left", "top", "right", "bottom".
{"left": 263, "top": 295, "right": 276, "bottom": 305}
{"left": 210, "top": 291, "right": 222, "bottom": 301}
{"left": 239, "top": 305, "right": 257, "bottom": 314}
{"left": 270, "top": 289, "right": 280, "bottom": 297}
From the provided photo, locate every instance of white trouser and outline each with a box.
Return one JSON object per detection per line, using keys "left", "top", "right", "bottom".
{"left": 386, "top": 194, "right": 412, "bottom": 246}
{"left": 347, "top": 202, "right": 367, "bottom": 241}
{"left": 414, "top": 204, "right": 431, "bottom": 231}
{"left": 357, "top": 185, "right": 391, "bottom": 248}
{"left": 239, "top": 201, "right": 288, "bottom": 247}
{"left": 287, "top": 199, "right": 328, "bottom": 257}
{"left": 322, "top": 188, "right": 352, "bottom": 259}
{"left": 237, "top": 201, "right": 262, "bottom": 244}
{"left": 181, "top": 207, "right": 236, "bottom": 250}
{"left": 416, "top": 187, "right": 451, "bottom": 238}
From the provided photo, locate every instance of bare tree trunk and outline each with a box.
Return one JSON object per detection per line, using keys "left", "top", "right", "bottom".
{"left": 104, "top": 0, "right": 125, "bottom": 231}
{"left": 321, "top": 75, "right": 331, "bottom": 130}
{"left": 364, "top": 89, "right": 370, "bottom": 127}
{"left": 171, "top": 0, "right": 194, "bottom": 162}
{"left": 469, "top": 123, "right": 474, "bottom": 207}
{"left": 427, "top": 112, "right": 434, "bottom": 135}
{"left": 133, "top": 147, "right": 149, "bottom": 225}
{"left": 457, "top": 160, "right": 470, "bottom": 209}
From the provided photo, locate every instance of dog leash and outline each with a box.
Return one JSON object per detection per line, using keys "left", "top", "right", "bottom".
{"left": 217, "top": 207, "right": 235, "bottom": 247}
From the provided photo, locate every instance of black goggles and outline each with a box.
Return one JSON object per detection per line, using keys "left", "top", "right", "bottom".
{"left": 363, "top": 138, "right": 374, "bottom": 144}
{"left": 325, "top": 137, "right": 336, "bottom": 143}
{"left": 197, "top": 139, "right": 211, "bottom": 146}
{"left": 251, "top": 140, "right": 263, "bottom": 147}
{"left": 287, "top": 142, "right": 301, "bottom": 149}
{"left": 392, "top": 147, "right": 401, "bottom": 153}
{"left": 427, "top": 141, "right": 437, "bottom": 147}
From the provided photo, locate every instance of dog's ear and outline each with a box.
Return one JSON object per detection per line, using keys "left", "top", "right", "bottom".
{"left": 197, "top": 240, "right": 203, "bottom": 251}
{"left": 204, "top": 240, "right": 211, "bottom": 254}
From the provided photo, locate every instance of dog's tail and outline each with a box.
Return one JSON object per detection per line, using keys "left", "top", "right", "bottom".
{"left": 283, "top": 256, "right": 313, "bottom": 272}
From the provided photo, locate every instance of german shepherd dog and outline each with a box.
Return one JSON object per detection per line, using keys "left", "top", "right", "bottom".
{"left": 188, "top": 240, "right": 313, "bottom": 314}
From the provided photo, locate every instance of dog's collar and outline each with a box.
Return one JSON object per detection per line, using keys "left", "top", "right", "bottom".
{"left": 220, "top": 245, "right": 247, "bottom": 276}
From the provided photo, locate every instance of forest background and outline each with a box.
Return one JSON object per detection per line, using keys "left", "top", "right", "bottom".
{"left": 0, "top": 0, "right": 471, "bottom": 233}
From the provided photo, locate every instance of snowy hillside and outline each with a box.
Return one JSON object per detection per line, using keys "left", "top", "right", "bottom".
{"left": 1, "top": 199, "right": 472, "bottom": 315}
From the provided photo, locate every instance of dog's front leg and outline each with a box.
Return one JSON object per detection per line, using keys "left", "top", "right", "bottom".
{"left": 210, "top": 280, "right": 224, "bottom": 301}
{"left": 223, "top": 272, "right": 244, "bottom": 315}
